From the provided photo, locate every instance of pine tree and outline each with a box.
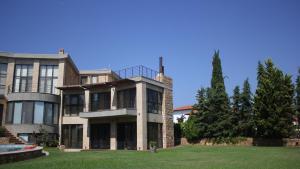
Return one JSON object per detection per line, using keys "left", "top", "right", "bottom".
{"left": 295, "top": 68, "right": 300, "bottom": 138}
{"left": 240, "top": 79, "right": 254, "bottom": 137}
{"left": 254, "top": 59, "right": 294, "bottom": 138}
{"left": 231, "top": 86, "right": 241, "bottom": 136}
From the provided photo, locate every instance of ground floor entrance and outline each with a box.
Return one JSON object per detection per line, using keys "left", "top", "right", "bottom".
{"left": 90, "top": 123, "right": 110, "bottom": 149}
{"left": 117, "top": 122, "right": 137, "bottom": 150}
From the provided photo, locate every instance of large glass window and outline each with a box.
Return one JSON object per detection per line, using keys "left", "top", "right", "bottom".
{"left": 80, "top": 76, "right": 88, "bottom": 85}
{"left": 147, "top": 123, "right": 163, "bottom": 148}
{"left": 117, "top": 88, "right": 136, "bottom": 109}
{"left": 39, "top": 65, "right": 58, "bottom": 94}
{"left": 91, "top": 92, "right": 111, "bottom": 111}
{"left": 13, "top": 64, "right": 33, "bottom": 92}
{"left": 6, "top": 101, "right": 58, "bottom": 125}
{"left": 34, "top": 102, "right": 44, "bottom": 124}
{"left": 63, "top": 94, "right": 84, "bottom": 116}
{"left": 21, "top": 102, "right": 34, "bottom": 124}
{"left": 147, "top": 89, "right": 162, "bottom": 114}
{"left": 62, "top": 124, "right": 83, "bottom": 149}
{"left": 0, "top": 63, "right": 7, "bottom": 90}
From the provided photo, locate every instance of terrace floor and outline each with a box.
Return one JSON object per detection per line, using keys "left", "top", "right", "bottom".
{"left": 1, "top": 145, "right": 300, "bottom": 169}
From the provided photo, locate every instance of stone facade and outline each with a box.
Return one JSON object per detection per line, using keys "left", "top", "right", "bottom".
{"left": 158, "top": 74, "right": 174, "bottom": 148}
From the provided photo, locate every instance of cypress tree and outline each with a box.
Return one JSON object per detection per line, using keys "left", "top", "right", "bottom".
{"left": 254, "top": 59, "right": 294, "bottom": 138}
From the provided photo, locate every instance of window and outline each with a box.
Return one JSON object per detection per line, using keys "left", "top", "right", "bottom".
{"left": 62, "top": 124, "right": 83, "bottom": 148}
{"left": 91, "top": 76, "right": 97, "bottom": 84}
{"left": 147, "top": 89, "right": 162, "bottom": 114}
{"left": 117, "top": 88, "right": 136, "bottom": 109}
{"left": 34, "top": 102, "right": 44, "bottom": 124}
{"left": 13, "top": 102, "right": 22, "bottom": 124}
{"left": 6, "top": 101, "right": 58, "bottom": 125}
{"left": 39, "top": 65, "right": 58, "bottom": 94}
{"left": 91, "top": 92, "right": 111, "bottom": 111}
{"left": 80, "top": 76, "right": 88, "bottom": 85}
{"left": 0, "top": 63, "right": 7, "bottom": 90}
{"left": 147, "top": 123, "right": 163, "bottom": 148}
{"left": 13, "top": 65, "right": 33, "bottom": 92}
{"left": 64, "top": 94, "right": 84, "bottom": 116}
{"left": 21, "top": 102, "right": 34, "bottom": 124}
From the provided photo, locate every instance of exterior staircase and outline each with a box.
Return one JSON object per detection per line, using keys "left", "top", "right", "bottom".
{"left": 2, "top": 127, "right": 25, "bottom": 144}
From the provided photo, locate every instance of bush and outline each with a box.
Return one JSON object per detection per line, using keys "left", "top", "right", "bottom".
{"left": 0, "top": 127, "right": 6, "bottom": 137}
{"left": 181, "top": 116, "right": 200, "bottom": 142}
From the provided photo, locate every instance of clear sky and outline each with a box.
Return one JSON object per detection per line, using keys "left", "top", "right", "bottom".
{"left": 1, "top": 0, "right": 300, "bottom": 107}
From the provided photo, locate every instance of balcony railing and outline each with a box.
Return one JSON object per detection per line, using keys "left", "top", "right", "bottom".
{"left": 114, "top": 65, "right": 161, "bottom": 81}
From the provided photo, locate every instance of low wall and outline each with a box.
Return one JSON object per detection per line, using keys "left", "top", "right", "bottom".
{"left": 0, "top": 138, "right": 9, "bottom": 144}
{"left": 180, "top": 138, "right": 300, "bottom": 147}
{"left": 0, "top": 147, "right": 44, "bottom": 164}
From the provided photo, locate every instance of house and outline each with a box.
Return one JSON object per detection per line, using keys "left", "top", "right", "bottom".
{"left": 0, "top": 50, "right": 174, "bottom": 150}
{"left": 172, "top": 105, "right": 193, "bottom": 123}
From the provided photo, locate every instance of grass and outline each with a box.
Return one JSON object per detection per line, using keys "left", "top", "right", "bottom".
{"left": 1, "top": 145, "right": 300, "bottom": 169}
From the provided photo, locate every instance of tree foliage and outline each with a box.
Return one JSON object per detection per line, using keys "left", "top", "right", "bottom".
{"left": 254, "top": 59, "right": 294, "bottom": 138}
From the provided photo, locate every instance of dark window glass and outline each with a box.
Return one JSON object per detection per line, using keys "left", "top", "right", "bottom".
{"left": 13, "top": 64, "right": 33, "bottom": 92}
{"left": 6, "top": 102, "right": 14, "bottom": 124}
{"left": 147, "top": 89, "right": 162, "bottom": 114}
{"left": 80, "top": 76, "right": 88, "bottom": 85}
{"left": 63, "top": 94, "right": 84, "bottom": 116}
{"left": 117, "top": 88, "right": 136, "bottom": 109}
{"left": 0, "top": 63, "right": 7, "bottom": 90}
{"left": 44, "top": 103, "right": 53, "bottom": 125}
{"left": 39, "top": 65, "right": 58, "bottom": 94}
{"left": 62, "top": 124, "right": 83, "bottom": 149}
{"left": 91, "top": 92, "right": 111, "bottom": 111}
{"left": 21, "top": 101, "right": 34, "bottom": 124}
{"left": 147, "top": 122, "right": 163, "bottom": 148}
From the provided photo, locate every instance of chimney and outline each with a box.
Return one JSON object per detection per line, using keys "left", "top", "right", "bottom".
{"left": 59, "top": 48, "right": 65, "bottom": 54}
{"left": 159, "top": 56, "right": 164, "bottom": 74}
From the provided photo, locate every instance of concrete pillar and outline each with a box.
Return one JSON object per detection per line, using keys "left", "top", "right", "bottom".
{"left": 110, "top": 120, "right": 117, "bottom": 150}
{"left": 58, "top": 90, "right": 63, "bottom": 145}
{"left": 32, "top": 60, "right": 40, "bottom": 92}
{"left": 5, "top": 60, "right": 15, "bottom": 94}
{"left": 111, "top": 87, "right": 117, "bottom": 110}
{"left": 136, "top": 82, "right": 147, "bottom": 150}
{"left": 83, "top": 119, "right": 90, "bottom": 149}
{"left": 84, "top": 89, "right": 90, "bottom": 112}
{"left": 57, "top": 60, "right": 65, "bottom": 92}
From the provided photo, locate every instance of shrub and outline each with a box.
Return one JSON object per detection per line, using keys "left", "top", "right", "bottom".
{"left": 181, "top": 116, "right": 200, "bottom": 142}
{"left": 0, "top": 127, "right": 6, "bottom": 137}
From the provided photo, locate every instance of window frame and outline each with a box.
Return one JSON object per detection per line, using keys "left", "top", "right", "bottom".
{"left": 90, "top": 92, "right": 111, "bottom": 111}
{"left": 117, "top": 88, "right": 136, "bottom": 109}
{"left": 39, "top": 65, "right": 58, "bottom": 94}
{"left": 147, "top": 88, "right": 163, "bottom": 114}
{"left": 0, "top": 63, "right": 8, "bottom": 89}
{"left": 13, "top": 64, "right": 33, "bottom": 93}
{"left": 63, "top": 94, "right": 84, "bottom": 116}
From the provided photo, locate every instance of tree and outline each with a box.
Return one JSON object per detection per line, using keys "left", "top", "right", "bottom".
{"left": 254, "top": 59, "right": 294, "bottom": 138}
{"left": 295, "top": 68, "right": 300, "bottom": 138}
{"left": 231, "top": 86, "right": 241, "bottom": 136}
{"left": 181, "top": 116, "right": 200, "bottom": 142}
{"left": 240, "top": 79, "right": 254, "bottom": 137}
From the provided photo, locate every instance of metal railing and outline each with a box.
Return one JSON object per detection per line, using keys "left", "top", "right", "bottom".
{"left": 114, "top": 65, "right": 160, "bottom": 81}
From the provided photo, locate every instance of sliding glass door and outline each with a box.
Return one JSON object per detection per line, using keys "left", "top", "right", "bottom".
{"left": 62, "top": 124, "right": 83, "bottom": 149}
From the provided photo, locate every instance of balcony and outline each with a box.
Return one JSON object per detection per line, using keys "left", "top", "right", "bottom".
{"left": 79, "top": 108, "right": 137, "bottom": 118}
{"left": 114, "top": 65, "right": 161, "bottom": 82}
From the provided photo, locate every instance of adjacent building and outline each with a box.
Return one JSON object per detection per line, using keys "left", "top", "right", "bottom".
{"left": 172, "top": 105, "right": 193, "bottom": 123}
{"left": 0, "top": 50, "right": 174, "bottom": 150}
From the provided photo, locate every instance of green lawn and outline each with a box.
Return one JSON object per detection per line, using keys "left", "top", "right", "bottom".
{"left": 1, "top": 145, "right": 300, "bottom": 169}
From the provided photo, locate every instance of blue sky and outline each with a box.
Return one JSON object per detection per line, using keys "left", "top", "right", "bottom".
{"left": 1, "top": 0, "right": 300, "bottom": 107}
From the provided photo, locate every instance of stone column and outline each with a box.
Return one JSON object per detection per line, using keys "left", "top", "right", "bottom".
{"left": 58, "top": 90, "right": 63, "bottom": 145}
{"left": 5, "top": 60, "right": 15, "bottom": 94}
{"left": 111, "top": 87, "right": 117, "bottom": 110}
{"left": 158, "top": 73, "right": 174, "bottom": 148}
{"left": 83, "top": 119, "right": 90, "bottom": 149}
{"left": 136, "top": 82, "right": 147, "bottom": 150}
{"left": 110, "top": 120, "right": 117, "bottom": 150}
{"left": 84, "top": 89, "right": 90, "bottom": 112}
{"left": 31, "top": 60, "right": 40, "bottom": 92}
